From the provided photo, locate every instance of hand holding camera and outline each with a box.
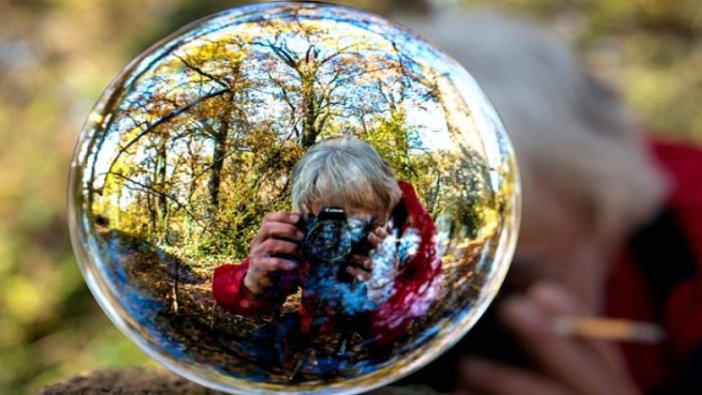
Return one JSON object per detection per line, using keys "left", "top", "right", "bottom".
{"left": 346, "top": 226, "right": 389, "bottom": 282}
{"left": 244, "top": 207, "right": 393, "bottom": 295}
{"left": 298, "top": 207, "right": 390, "bottom": 285}
{"left": 244, "top": 211, "right": 305, "bottom": 295}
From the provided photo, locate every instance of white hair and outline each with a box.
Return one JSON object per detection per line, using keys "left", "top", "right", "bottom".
{"left": 404, "top": 10, "right": 667, "bottom": 241}
{"left": 291, "top": 138, "right": 403, "bottom": 213}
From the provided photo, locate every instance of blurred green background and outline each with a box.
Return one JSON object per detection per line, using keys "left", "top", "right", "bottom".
{"left": 1, "top": 0, "right": 700, "bottom": 393}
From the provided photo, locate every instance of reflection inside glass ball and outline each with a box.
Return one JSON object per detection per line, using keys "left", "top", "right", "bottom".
{"left": 68, "top": 2, "right": 519, "bottom": 394}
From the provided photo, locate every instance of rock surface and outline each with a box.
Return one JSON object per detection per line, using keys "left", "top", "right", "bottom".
{"left": 38, "top": 367, "right": 441, "bottom": 394}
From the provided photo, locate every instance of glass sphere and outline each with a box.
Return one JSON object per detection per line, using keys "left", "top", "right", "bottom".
{"left": 68, "top": 2, "right": 520, "bottom": 394}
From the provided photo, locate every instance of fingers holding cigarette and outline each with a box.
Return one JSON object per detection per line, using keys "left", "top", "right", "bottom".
{"left": 524, "top": 281, "right": 665, "bottom": 343}
{"left": 496, "top": 281, "right": 642, "bottom": 395}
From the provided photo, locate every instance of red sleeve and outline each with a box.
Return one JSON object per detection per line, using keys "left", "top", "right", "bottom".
{"left": 212, "top": 258, "right": 285, "bottom": 316}
{"left": 370, "top": 182, "right": 443, "bottom": 346}
{"left": 604, "top": 138, "right": 702, "bottom": 391}
{"left": 652, "top": 141, "right": 702, "bottom": 362}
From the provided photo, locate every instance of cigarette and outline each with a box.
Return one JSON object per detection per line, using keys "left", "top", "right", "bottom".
{"left": 552, "top": 316, "right": 666, "bottom": 344}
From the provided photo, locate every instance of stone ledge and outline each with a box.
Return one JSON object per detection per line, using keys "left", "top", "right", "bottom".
{"left": 38, "top": 367, "right": 441, "bottom": 394}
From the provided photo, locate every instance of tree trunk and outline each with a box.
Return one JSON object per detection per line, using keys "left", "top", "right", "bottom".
{"left": 208, "top": 96, "right": 233, "bottom": 209}
{"left": 157, "top": 137, "right": 169, "bottom": 222}
{"left": 300, "top": 71, "right": 319, "bottom": 148}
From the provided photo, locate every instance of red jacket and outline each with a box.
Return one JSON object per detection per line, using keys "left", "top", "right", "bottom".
{"left": 607, "top": 138, "right": 702, "bottom": 392}
{"left": 212, "top": 181, "right": 443, "bottom": 346}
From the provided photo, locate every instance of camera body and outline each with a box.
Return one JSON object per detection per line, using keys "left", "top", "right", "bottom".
{"left": 298, "top": 207, "right": 374, "bottom": 283}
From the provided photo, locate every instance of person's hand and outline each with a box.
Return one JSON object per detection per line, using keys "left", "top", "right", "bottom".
{"left": 244, "top": 211, "right": 304, "bottom": 295}
{"left": 455, "top": 281, "right": 640, "bottom": 395}
{"left": 347, "top": 225, "right": 390, "bottom": 281}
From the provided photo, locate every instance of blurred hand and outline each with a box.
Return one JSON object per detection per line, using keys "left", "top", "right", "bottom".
{"left": 244, "top": 211, "right": 304, "bottom": 295}
{"left": 454, "top": 281, "right": 640, "bottom": 395}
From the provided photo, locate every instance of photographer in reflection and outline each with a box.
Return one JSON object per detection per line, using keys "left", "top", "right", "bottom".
{"left": 212, "top": 138, "right": 442, "bottom": 347}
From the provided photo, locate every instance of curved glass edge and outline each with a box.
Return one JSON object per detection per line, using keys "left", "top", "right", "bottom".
{"left": 66, "top": 2, "right": 523, "bottom": 394}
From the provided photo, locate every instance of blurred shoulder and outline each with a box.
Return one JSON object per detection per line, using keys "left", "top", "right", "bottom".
{"left": 650, "top": 136, "right": 702, "bottom": 206}
{"left": 396, "top": 180, "right": 423, "bottom": 214}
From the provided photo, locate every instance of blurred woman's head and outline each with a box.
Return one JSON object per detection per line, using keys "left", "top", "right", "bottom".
{"left": 407, "top": 10, "right": 668, "bottom": 300}
{"left": 291, "top": 138, "right": 402, "bottom": 225}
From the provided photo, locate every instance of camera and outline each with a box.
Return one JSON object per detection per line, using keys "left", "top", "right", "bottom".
{"left": 297, "top": 207, "right": 375, "bottom": 283}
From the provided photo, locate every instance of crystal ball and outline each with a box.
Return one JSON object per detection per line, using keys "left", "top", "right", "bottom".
{"left": 68, "top": 2, "right": 520, "bottom": 394}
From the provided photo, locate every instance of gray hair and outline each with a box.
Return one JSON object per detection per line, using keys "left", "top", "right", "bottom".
{"left": 405, "top": 10, "right": 667, "bottom": 241}
{"left": 291, "top": 138, "right": 403, "bottom": 213}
